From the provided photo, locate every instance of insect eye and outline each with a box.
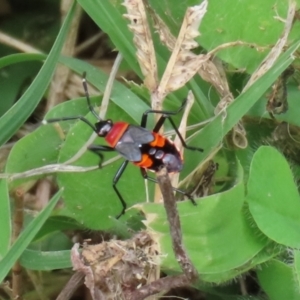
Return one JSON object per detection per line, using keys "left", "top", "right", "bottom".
{"left": 99, "top": 123, "right": 112, "bottom": 136}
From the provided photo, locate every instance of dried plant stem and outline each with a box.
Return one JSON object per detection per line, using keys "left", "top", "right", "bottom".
{"left": 35, "top": 178, "right": 52, "bottom": 210}
{"left": 56, "top": 272, "right": 84, "bottom": 300}
{"left": 0, "top": 155, "right": 121, "bottom": 181}
{"left": 12, "top": 191, "right": 24, "bottom": 300}
{"left": 129, "top": 274, "right": 191, "bottom": 300}
{"left": 75, "top": 32, "right": 105, "bottom": 56}
{"left": 0, "top": 31, "right": 42, "bottom": 53}
{"left": 156, "top": 167, "right": 198, "bottom": 282}
{"left": 171, "top": 91, "right": 194, "bottom": 188}
{"left": 207, "top": 41, "right": 269, "bottom": 57}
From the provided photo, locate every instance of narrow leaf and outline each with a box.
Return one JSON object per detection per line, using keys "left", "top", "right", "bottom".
{"left": 0, "top": 190, "right": 63, "bottom": 282}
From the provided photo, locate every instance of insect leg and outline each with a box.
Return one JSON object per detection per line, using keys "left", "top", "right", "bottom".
{"left": 165, "top": 117, "right": 203, "bottom": 152}
{"left": 113, "top": 160, "right": 130, "bottom": 218}
{"left": 140, "top": 168, "right": 197, "bottom": 206}
{"left": 140, "top": 99, "right": 203, "bottom": 152}
{"left": 89, "top": 145, "right": 128, "bottom": 218}
{"left": 88, "top": 145, "right": 115, "bottom": 167}
{"left": 140, "top": 98, "right": 188, "bottom": 128}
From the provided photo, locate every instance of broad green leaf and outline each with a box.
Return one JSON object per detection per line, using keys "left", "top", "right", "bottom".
{"left": 199, "top": 0, "right": 300, "bottom": 73}
{"left": 0, "top": 2, "right": 76, "bottom": 146}
{"left": 257, "top": 259, "right": 300, "bottom": 300}
{"left": 201, "top": 242, "right": 282, "bottom": 283}
{"left": 0, "top": 190, "right": 62, "bottom": 283}
{"left": 138, "top": 160, "right": 267, "bottom": 279}
{"left": 246, "top": 146, "right": 300, "bottom": 248}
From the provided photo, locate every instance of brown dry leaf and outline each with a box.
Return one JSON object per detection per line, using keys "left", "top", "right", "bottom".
{"left": 157, "top": 0, "right": 208, "bottom": 99}
{"left": 123, "top": 0, "right": 158, "bottom": 92}
{"left": 171, "top": 91, "right": 195, "bottom": 188}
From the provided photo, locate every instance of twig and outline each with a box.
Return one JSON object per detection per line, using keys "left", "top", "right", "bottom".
{"left": 56, "top": 272, "right": 84, "bottom": 300}
{"left": 12, "top": 190, "right": 24, "bottom": 300}
{"left": 0, "top": 31, "right": 42, "bottom": 53}
{"left": 0, "top": 154, "right": 121, "bottom": 181}
{"left": 156, "top": 167, "right": 198, "bottom": 281}
{"left": 171, "top": 91, "right": 195, "bottom": 188}
{"left": 75, "top": 32, "right": 105, "bottom": 56}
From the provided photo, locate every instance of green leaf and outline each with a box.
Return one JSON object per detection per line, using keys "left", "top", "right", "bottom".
{"left": 246, "top": 146, "right": 300, "bottom": 248}
{"left": 198, "top": 0, "right": 300, "bottom": 73}
{"left": 0, "top": 190, "right": 62, "bottom": 283}
{"left": 257, "top": 259, "right": 300, "bottom": 300}
{"left": 20, "top": 249, "right": 71, "bottom": 271}
{"left": 0, "top": 2, "right": 76, "bottom": 146}
{"left": 201, "top": 242, "right": 282, "bottom": 283}
{"left": 293, "top": 249, "right": 300, "bottom": 290}
{"left": 0, "top": 61, "right": 42, "bottom": 116}
{"left": 138, "top": 160, "right": 267, "bottom": 280}
{"left": 33, "top": 216, "right": 84, "bottom": 241}
{"left": 0, "top": 53, "right": 45, "bottom": 69}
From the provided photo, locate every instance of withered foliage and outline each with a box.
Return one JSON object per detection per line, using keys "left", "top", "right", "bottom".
{"left": 72, "top": 231, "right": 159, "bottom": 300}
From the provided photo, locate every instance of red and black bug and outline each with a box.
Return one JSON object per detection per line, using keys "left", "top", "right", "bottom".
{"left": 45, "top": 74, "right": 203, "bottom": 218}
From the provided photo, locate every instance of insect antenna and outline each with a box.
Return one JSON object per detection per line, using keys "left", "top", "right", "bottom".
{"left": 82, "top": 72, "right": 101, "bottom": 120}
{"left": 42, "top": 73, "right": 100, "bottom": 132}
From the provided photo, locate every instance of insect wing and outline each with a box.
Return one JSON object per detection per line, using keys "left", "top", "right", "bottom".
{"left": 125, "top": 125, "right": 154, "bottom": 144}
{"left": 115, "top": 126, "right": 154, "bottom": 161}
{"left": 115, "top": 142, "right": 142, "bottom": 161}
